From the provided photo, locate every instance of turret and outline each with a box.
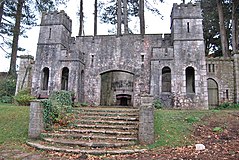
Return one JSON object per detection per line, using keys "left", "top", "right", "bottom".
{"left": 38, "top": 10, "right": 72, "bottom": 48}
{"left": 171, "top": 2, "right": 203, "bottom": 42}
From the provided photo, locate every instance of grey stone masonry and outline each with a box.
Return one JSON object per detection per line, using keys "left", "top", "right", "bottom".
{"left": 15, "top": 55, "right": 34, "bottom": 95}
{"left": 17, "top": 1, "right": 239, "bottom": 109}
{"left": 233, "top": 53, "right": 239, "bottom": 103}
{"left": 28, "top": 100, "right": 44, "bottom": 139}
{"left": 138, "top": 95, "right": 154, "bottom": 145}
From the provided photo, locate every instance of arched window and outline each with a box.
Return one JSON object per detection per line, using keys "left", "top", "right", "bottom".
{"left": 42, "top": 67, "right": 49, "bottom": 90}
{"left": 61, "top": 67, "right": 69, "bottom": 90}
{"left": 162, "top": 67, "right": 171, "bottom": 92}
{"left": 186, "top": 67, "right": 195, "bottom": 93}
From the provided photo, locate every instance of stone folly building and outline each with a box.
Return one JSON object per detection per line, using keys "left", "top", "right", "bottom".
{"left": 16, "top": 2, "right": 239, "bottom": 109}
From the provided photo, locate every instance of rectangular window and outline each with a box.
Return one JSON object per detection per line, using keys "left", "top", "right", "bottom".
{"left": 226, "top": 89, "right": 229, "bottom": 99}
{"left": 208, "top": 64, "right": 211, "bottom": 72}
{"left": 187, "top": 22, "right": 190, "bottom": 33}
{"left": 49, "top": 28, "right": 52, "bottom": 39}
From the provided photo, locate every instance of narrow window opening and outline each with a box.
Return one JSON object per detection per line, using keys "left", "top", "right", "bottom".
{"left": 186, "top": 67, "right": 195, "bottom": 93}
{"left": 49, "top": 28, "right": 52, "bottom": 39}
{"left": 91, "top": 55, "right": 94, "bottom": 67}
{"left": 141, "top": 55, "right": 144, "bottom": 62}
{"left": 81, "top": 70, "right": 85, "bottom": 101}
{"left": 61, "top": 67, "right": 69, "bottom": 90}
{"left": 212, "top": 64, "right": 215, "bottom": 72}
{"left": 226, "top": 89, "right": 229, "bottom": 99}
{"left": 187, "top": 22, "right": 190, "bottom": 33}
{"left": 162, "top": 67, "right": 171, "bottom": 92}
{"left": 42, "top": 67, "right": 49, "bottom": 90}
{"left": 208, "top": 64, "right": 211, "bottom": 72}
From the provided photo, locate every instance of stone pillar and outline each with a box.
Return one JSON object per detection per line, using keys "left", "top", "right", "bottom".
{"left": 28, "top": 100, "right": 44, "bottom": 139}
{"left": 234, "top": 53, "right": 239, "bottom": 103}
{"left": 138, "top": 95, "right": 155, "bottom": 145}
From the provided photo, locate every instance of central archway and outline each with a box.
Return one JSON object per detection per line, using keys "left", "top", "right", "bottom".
{"left": 100, "top": 70, "right": 134, "bottom": 106}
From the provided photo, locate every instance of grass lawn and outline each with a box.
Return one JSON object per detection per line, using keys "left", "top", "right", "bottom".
{"left": 150, "top": 109, "right": 215, "bottom": 148}
{"left": 0, "top": 103, "right": 29, "bottom": 146}
{"left": 0, "top": 103, "right": 234, "bottom": 151}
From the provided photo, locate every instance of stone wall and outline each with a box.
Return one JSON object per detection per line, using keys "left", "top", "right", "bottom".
{"left": 75, "top": 34, "right": 166, "bottom": 106}
{"left": 206, "top": 57, "right": 235, "bottom": 105}
{"left": 15, "top": 55, "right": 34, "bottom": 94}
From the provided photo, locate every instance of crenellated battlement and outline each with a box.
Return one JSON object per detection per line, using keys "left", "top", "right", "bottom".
{"left": 41, "top": 10, "right": 72, "bottom": 32}
{"left": 171, "top": 2, "right": 202, "bottom": 19}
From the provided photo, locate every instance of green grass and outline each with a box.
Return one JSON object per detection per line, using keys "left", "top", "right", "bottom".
{"left": 0, "top": 103, "right": 29, "bottom": 144}
{"left": 149, "top": 109, "right": 213, "bottom": 149}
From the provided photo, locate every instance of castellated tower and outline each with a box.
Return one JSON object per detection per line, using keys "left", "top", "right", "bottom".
{"left": 31, "top": 10, "right": 84, "bottom": 101}
{"left": 171, "top": 2, "right": 208, "bottom": 108}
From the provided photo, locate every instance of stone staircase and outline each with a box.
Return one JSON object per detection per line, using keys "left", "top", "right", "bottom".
{"left": 27, "top": 106, "right": 145, "bottom": 155}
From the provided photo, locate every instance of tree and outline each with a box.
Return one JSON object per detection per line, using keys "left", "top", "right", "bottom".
{"left": 231, "top": 0, "right": 239, "bottom": 53}
{"left": 0, "top": 0, "right": 4, "bottom": 24}
{"left": 201, "top": 0, "right": 232, "bottom": 57}
{"left": 217, "top": 0, "right": 230, "bottom": 57}
{"left": 99, "top": 0, "right": 163, "bottom": 34}
{"left": 0, "top": 0, "right": 68, "bottom": 77}
{"left": 117, "top": 0, "right": 122, "bottom": 36}
{"left": 139, "top": 0, "right": 145, "bottom": 35}
{"left": 9, "top": 0, "right": 24, "bottom": 78}
{"left": 123, "top": 0, "right": 128, "bottom": 34}
{"left": 78, "top": 0, "right": 83, "bottom": 36}
{"left": 94, "top": 0, "right": 97, "bottom": 36}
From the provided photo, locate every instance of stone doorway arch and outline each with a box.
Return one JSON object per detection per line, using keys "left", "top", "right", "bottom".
{"left": 207, "top": 78, "right": 219, "bottom": 107}
{"left": 100, "top": 70, "right": 134, "bottom": 106}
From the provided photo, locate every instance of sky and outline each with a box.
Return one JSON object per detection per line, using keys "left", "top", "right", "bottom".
{"left": 0, "top": 0, "right": 195, "bottom": 72}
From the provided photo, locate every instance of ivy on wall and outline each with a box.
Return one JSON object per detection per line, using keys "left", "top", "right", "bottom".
{"left": 41, "top": 91, "right": 74, "bottom": 130}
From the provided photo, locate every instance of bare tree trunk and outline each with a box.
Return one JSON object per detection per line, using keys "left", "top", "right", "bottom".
{"left": 123, "top": 0, "right": 128, "bottom": 34}
{"left": 94, "top": 0, "right": 97, "bottom": 36}
{"left": 139, "top": 0, "right": 145, "bottom": 35}
{"left": 117, "top": 0, "right": 121, "bottom": 36}
{"left": 9, "top": 0, "right": 24, "bottom": 78}
{"left": 78, "top": 0, "right": 84, "bottom": 36}
{"left": 217, "top": 0, "right": 230, "bottom": 57}
{"left": 0, "top": 0, "right": 4, "bottom": 25}
{"left": 232, "top": 0, "right": 239, "bottom": 53}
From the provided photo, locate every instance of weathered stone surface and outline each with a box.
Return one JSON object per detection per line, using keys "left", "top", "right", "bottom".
{"left": 138, "top": 105, "right": 154, "bottom": 145}
{"left": 16, "top": 2, "right": 239, "bottom": 109}
{"left": 28, "top": 101, "right": 44, "bottom": 139}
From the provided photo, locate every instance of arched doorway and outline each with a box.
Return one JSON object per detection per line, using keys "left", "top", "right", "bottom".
{"left": 207, "top": 78, "right": 219, "bottom": 107}
{"left": 100, "top": 70, "right": 134, "bottom": 106}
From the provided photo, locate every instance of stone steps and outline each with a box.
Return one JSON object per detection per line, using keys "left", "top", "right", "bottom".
{"left": 41, "top": 132, "right": 138, "bottom": 141}
{"left": 27, "top": 106, "right": 140, "bottom": 155}
{"left": 27, "top": 141, "right": 145, "bottom": 155}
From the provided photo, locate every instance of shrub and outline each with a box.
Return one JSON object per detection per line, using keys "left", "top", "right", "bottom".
{"left": 215, "top": 102, "right": 239, "bottom": 110}
{"left": 41, "top": 90, "right": 73, "bottom": 129}
{"left": 0, "top": 76, "right": 16, "bottom": 103}
{"left": 0, "top": 96, "right": 13, "bottom": 103}
{"left": 153, "top": 99, "right": 162, "bottom": 109}
{"left": 14, "top": 89, "right": 35, "bottom": 106}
